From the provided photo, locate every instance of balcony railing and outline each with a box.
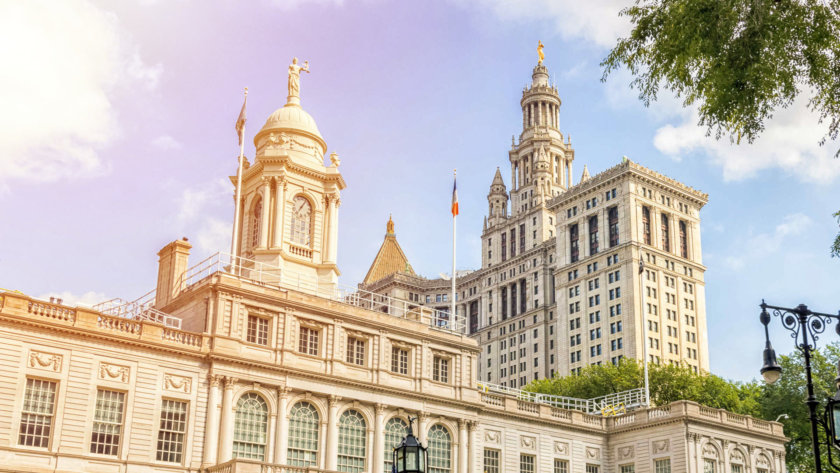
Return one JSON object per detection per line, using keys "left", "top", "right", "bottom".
{"left": 178, "top": 252, "right": 466, "bottom": 334}
{"left": 477, "top": 381, "right": 646, "bottom": 415}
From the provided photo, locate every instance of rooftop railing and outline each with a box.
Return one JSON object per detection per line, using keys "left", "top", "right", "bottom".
{"left": 179, "top": 252, "right": 467, "bottom": 334}
{"left": 91, "top": 289, "right": 182, "bottom": 329}
{"left": 477, "top": 381, "right": 646, "bottom": 416}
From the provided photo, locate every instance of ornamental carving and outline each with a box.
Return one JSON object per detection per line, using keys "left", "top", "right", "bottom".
{"left": 554, "top": 441, "right": 569, "bottom": 456}
{"left": 164, "top": 374, "right": 192, "bottom": 394}
{"left": 520, "top": 435, "right": 536, "bottom": 450}
{"left": 618, "top": 446, "right": 634, "bottom": 460}
{"left": 586, "top": 446, "right": 601, "bottom": 460}
{"left": 703, "top": 443, "right": 720, "bottom": 459}
{"left": 756, "top": 453, "right": 771, "bottom": 467}
{"left": 652, "top": 439, "right": 670, "bottom": 454}
{"left": 28, "top": 350, "right": 62, "bottom": 372}
{"left": 730, "top": 449, "right": 745, "bottom": 463}
{"left": 484, "top": 430, "right": 501, "bottom": 444}
{"left": 99, "top": 362, "right": 129, "bottom": 383}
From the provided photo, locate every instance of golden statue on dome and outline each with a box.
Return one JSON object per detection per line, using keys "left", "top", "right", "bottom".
{"left": 287, "top": 57, "right": 310, "bottom": 104}
{"left": 537, "top": 40, "right": 545, "bottom": 64}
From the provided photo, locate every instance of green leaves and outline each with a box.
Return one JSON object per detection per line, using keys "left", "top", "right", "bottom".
{"left": 602, "top": 0, "right": 840, "bottom": 155}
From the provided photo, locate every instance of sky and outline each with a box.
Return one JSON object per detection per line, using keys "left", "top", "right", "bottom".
{"left": 1, "top": 0, "right": 839, "bottom": 383}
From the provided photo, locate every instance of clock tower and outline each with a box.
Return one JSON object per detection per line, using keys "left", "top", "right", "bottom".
{"left": 231, "top": 59, "right": 345, "bottom": 294}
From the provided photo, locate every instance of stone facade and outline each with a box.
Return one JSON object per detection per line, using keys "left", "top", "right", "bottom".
{"left": 360, "top": 62, "right": 709, "bottom": 388}
{"left": 0, "top": 56, "right": 783, "bottom": 473}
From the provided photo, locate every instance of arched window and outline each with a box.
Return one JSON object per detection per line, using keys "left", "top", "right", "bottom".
{"left": 291, "top": 195, "right": 312, "bottom": 247}
{"left": 661, "top": 213, "right": 670, "bottom": 251}
{"left": 427, "top": 424, "right": 452, "bottom": 473}
{"left": 383, "top": 417, "right": 408, "bottom": 472}
{"left": 337, "top": 410, "right": 366, "bottom": 473}
{"left": 232, "top": 393, "right": 268, "bottom": 460}
{"left": 250, "top": 196, "right": 263, "bottom": 249}
{"left": 288, "top": 402, "right": 319, "bottom": 467}
{"left": 642, "top": 206, "right": 651, "bottom": 245}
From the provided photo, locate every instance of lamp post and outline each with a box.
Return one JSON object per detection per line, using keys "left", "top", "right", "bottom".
{"left": 393, "top": 417, "right": 427, "bottom": 473}
{"left": 759, "top": 300, "right": 840, "bottom": 473}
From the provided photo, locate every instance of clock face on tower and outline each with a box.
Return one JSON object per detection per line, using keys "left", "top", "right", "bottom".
{"left": 291, "top": 195, "right": 312, "bottom": 246}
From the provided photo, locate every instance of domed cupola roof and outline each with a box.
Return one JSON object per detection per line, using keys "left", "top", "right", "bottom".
{"left": 254, "top": 103, "right": 327, "bottom": 155}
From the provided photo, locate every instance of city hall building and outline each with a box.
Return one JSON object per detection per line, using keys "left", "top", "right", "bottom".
{"left": 0, "top": 56, "right": 785, "bottom": 473}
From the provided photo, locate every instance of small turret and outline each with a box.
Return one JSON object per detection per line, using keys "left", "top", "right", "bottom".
{"left": 487, "top": 167, "right": 509, "bottom": 225}
{"left": 580, "top": 164, "right": 591, "bottom": 183}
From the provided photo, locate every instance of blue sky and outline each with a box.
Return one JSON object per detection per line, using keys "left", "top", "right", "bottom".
{"left": 1, "top": 0, "right": 838, "bottom": 382}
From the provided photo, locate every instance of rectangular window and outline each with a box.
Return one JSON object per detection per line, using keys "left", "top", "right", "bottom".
{"left": 520, "top": 224, "right": 526, "bottom": 254}
{"left": 90, "top": 389, "right": 126, "bottom": 456}
{"left": 642, "top": 206, "right": 651, "bottom": 245}
{"left": 501, "top": 287, "right": 508, "bottom": 320}
{"left": 569, "top": 224, "right": 579, "bottom": 262}
{"left": 346, "top": 337, "right": 365, "bottom": 366}
{"left": 247, "top": 315, "right": 269, "bottom": 345}
{"left": 586, "top": 465, "right": 600, "bottom": 473}
{"left": 391, "top": 347, "right": 409, "bottom": 374}
{"left": 156, "top": 399, "right": 188, "bottom": 463}
{"left": 730, "top": 465, "right": 742, "bottom": 473}
{"left": 661, "top": 213, "right": 670, "bottom": 251}
{"left": 589, "top": 215, "right": 599, "bottom": 255}
{"left": 19, "top": 378, "right": 57, "bottom": 448}
{"left": 299, "top": 326, "right": 319, "bottom": 356}
{"left": 655, "top": 459, "right": 671, "bottom": 473}
{"left": 484, "top": 449, "right": 500, "bottom": 473}
{"left": 501, "top": 233, "right": 507, "bottom": 261}
{"left": 433, "top": 356, "right": 449, "bottom": 383}
{"left": 620, "top": 465, "right": 635, "bottom": 473}
{"left": 554, "top": 459, "right": 569, "bottom": 473}
{"left": 520, "top": 454, "right": 535, "bottom": 473}
{"left": 704, "top": 459, "right": 717, "bottom": 473}
{"left": 511, "top": 228, "right": 517, "bottom": 257}
{"left": 679, "top": 220, "right": 688, "bottom": 258}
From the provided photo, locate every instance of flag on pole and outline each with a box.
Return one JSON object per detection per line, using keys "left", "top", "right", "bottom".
{"left": 451, "top": 176, "right": 459, "bottom": 217}
{"left": 235, "top": 90, "right": 247, "bottom": 146}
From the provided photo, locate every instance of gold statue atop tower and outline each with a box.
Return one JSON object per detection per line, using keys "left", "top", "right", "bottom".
{"left": 287, "top": 57, "right": 310, "bottom": 105}
{"left": 537, "top": 40, "right": 545, "bottom": 64}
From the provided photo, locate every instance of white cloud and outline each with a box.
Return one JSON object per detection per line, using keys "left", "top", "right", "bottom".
{"left": 0, "top": 0, "right": 162, "bottom": 185}
{"left": 152, "top": 135, "right": 182, "bottom": 150}
{"left": 719, "top": 213, "right": 812, "bottom": 271}
{"left": 459, "top": 0, "right": 630, "bottom": 48}
{"left": 37, "top": 290, "right": 108, "bottom": 308}
{"left": 654, "top": 97, "right": 840, "bottom": 183}
{"left": 174, "top": 179, "right": 232, "bottom": 255}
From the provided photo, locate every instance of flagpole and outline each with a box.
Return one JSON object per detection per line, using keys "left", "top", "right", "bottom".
{"left": 639, "top": 259, "right": 651, "bottom": 407}
{"left": 231, "top": 87, "right": 248, "bottom": 269}
{"left": 451, "top": 169, "right": 457, "bottom": 330}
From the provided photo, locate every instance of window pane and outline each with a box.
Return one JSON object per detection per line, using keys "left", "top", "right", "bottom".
{"left": 484, "top": 449, "right": 500, "bottom": 473}
{"left": 90, "top": 389, "right": 125, "bottom": 456}
{"left": 233, "top": 393, "right": 268, "bottom": 460}
{"left": 337, "top": 410, "right": 366, "bottom": 473}
{"left": 428, "top": 424, "right": 452, "bottom": 473}
{"left": 288, "top": 402, "right": 319, "bottom": 466}
{"left": 19, "top": 378, "right": 57, "bottom": 448}
{"left": 156, "top": 399, "right": 188, "bottom": 463}
{"left": 384, "top": 418, "right": 408, "bottom": 472}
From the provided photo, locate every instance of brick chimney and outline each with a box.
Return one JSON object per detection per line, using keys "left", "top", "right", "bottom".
{"left": 155, "top": 238, "right": 192, "bottom": 309}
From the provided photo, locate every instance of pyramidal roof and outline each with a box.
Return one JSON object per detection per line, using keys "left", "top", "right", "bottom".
{"left": 492, "top": 167, "right": 505, "bottom": 186}
{"left": 363, "top": 216, "right": 416, "bottom": 285}
{"left": 580, "top": 164, "right": 591, "bottom": 182}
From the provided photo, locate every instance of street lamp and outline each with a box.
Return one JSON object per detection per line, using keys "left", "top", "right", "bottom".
{"left": 393, "top": 417, "right": 427, "bottom": 473}
{"left": 759, "top": 300, "right": 840, "bottom": 473}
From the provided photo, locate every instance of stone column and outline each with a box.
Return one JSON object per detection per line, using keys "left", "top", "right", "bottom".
{"left": 273, "top": 178, "right": 285, "bottom": 248}
{"left": 328, "top": 195, "right": 340, "bottom": 263}
{"left": 202, "top": 375, "right": 222, "bottom": 465}
{"left": 260, "top": 179, "right": 271, "bottom": 249}
{"left": 417, "top": 411, "right": 428, "bottom": 445}
{"left": 458, "top": 420, "right": 468, "bottom": 473}
{"left": 373, "top": 404, "right": 386, "bottom": 473}
{"left": 267, "top": 411, "right": 277, "bottom": 463}
{"left": 218, "top": 376, "right": 237, "bottom": 462}
{"left": 326, "top": 395, "right": 341, "bottom": 470}
{"left": 275, "top": 387, "right": 290, "bottom": 465}
{"left": 467, "top": 421, "right": 477, "bottom": 473}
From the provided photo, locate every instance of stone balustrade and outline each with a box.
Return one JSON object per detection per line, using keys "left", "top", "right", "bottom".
{"left": 205, "top": 460, "right": 339, "bottom": 473}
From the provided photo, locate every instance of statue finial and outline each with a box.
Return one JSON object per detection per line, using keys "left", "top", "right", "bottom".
{"left": 287, "top": 57, "right": 310, "bottom": 106}
{"left": 386, "top": 214, "right": 395, "bottom": 235}
{"left": 537, "top": 40, "right": 545, "bottom": 65}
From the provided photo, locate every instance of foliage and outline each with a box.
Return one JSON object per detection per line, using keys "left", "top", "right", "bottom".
{"left": 526, "top": 345, "right": 840, "bottom": 473}
{"left": 832, "top": 210, "right": 840, "bottom": 258}
{"left": 525, "top": 359, "right": 760, "bottom": 415}
{"left": 601, "top": 0, "right": 840, "bottom": 155}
